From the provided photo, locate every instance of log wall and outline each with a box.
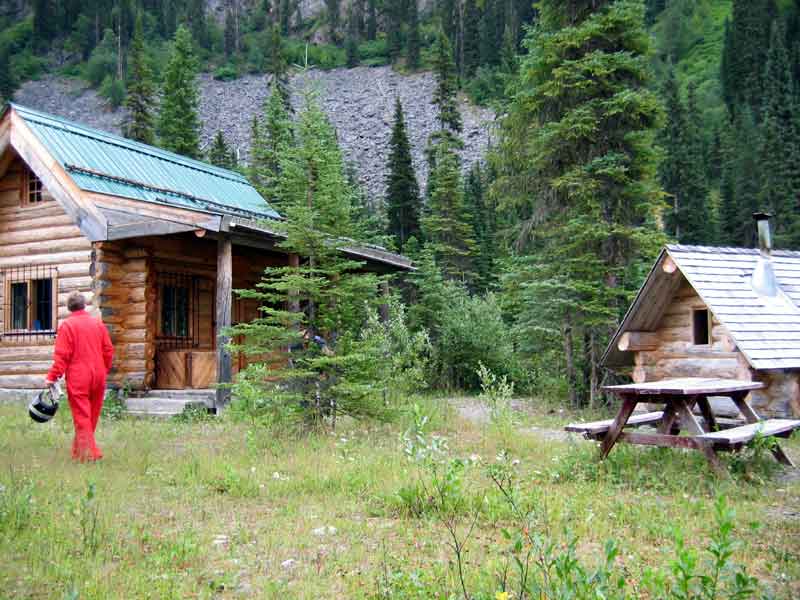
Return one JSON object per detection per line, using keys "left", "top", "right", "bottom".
{"left": 635, "top": 276, "right": 799, "bottom": 417}
{"left": 0, "top": 157, "right": 94, "bottom": 389}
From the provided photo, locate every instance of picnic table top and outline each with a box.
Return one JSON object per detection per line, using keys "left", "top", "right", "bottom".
{"left": 602, "top": 377, "right": 765, "bottom": 396}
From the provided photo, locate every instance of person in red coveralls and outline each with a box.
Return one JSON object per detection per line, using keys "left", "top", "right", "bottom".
{"left": 45, "top": 291, "right": 114, "bottom": 462}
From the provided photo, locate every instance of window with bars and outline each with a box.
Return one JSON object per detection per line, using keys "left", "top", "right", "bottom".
{"left": 2, "top": 266, "right": 58, "bottom": 342}
{"left": 157, "top": 272, "right": 201, "bottom": 349}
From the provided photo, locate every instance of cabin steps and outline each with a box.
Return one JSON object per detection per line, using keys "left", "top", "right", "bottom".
{"left": 124, "top": 389, "right": 215, "bottom": 417}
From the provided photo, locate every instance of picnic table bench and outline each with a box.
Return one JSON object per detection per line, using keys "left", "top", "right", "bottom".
{"left": 565, "top": 377, "right": 800, "bottom": 470}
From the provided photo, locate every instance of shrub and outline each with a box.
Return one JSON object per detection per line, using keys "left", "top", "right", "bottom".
{"left": 435, "top": 291, "right": 515, "bottom": 390}
{"left": 213, "top": 64, "right": 239, "bottom": 81}
{"left": 464, "top": 66, "right": 507, "bottom": 106}
{"left": 99, "top": 75, "right": 125, "bottom": 109}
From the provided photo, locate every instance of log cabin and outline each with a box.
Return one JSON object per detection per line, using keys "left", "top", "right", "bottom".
{"left": 603, "top": 215, "right": 800, "bottom": 418}
{"left": 0, "top": 104, "right": 411, "bottom": 413}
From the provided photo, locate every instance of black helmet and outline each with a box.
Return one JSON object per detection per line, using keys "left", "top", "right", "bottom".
{"left": 28, "top": 386, "right": 60, "bottom": 423}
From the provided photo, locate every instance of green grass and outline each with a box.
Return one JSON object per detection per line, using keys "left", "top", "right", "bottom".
{"left": 0, "top": 400, "right": 798, "bottom": 598}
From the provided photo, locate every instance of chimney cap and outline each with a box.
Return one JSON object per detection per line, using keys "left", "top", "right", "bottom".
{"left": 753, "top": 212, "right": 773, "bottom": 221}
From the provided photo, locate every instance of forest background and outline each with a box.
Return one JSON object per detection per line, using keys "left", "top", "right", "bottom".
{"left": 0, "top": 0, "right": 797, "bottom": 412}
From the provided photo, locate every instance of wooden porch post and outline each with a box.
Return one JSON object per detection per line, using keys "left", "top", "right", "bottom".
{"left": 215, "top": 237, "right": 233, "bottom": 410}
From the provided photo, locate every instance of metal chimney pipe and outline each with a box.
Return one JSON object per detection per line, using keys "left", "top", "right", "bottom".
{"left": 753, "top": 211, "right": 772, "bottom": 257}
{"left": 751, "top": 212, "right": 778, "bottom": 297}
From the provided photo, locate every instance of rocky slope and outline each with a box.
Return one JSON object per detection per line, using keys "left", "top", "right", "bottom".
{"left": 14, "top": 66, "right": 494, "bottom": 202}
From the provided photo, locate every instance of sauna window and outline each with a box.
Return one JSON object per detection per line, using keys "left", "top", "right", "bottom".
{"left": 22, "top": 170, "right": 45, "bottom": 205}
{"left": 161, "top": 284, "right": 190, "bottom": 338}
{"left": 692, "top": 309, "right": 711, "bottom": 345}
{"left": 2, "top": 266, "right": 58, "bottom": 341}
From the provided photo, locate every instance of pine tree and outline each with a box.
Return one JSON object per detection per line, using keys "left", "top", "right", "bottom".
{"left": 33, "top": 0, "right": 54, "bottom": 41}
{"left": 123, "top": 15, "right": 155, "bottom": 145}
{"left": 267, "top": 24, "right": 291, "bottom": 110}
{"left": 462, "top": 0, "right": 481, "bottom": 78}
{"left": 385, "top": 97, "right": 422, "bottom": 251}
{"left": 231, "top": 89, "right": 385, "bottom": 427}
{"left": 224, "top": 9, "right": 237, "bottom": 58}
{"left": 250, "top": 84, "right": 294, "bottom": 203}
{"left": 431, "top": 29, "right": 462, "bottom": 136}
{"left": 721, "top": 0, "right": 776, "bottom": 117}
{"left": 422, "top": 139, "right": 476, "bottom": 282}
{"left": 659, "top": 70, "right": 711, "bottom": 244}
{"left": 325, "top": 0, "right": 341, "bottom": 44}
{"left": 0, "top": 50, "right": 16, "bottom": 103}
{"left": 209, "top": 130, "right": 237, "bottom": 169}
{"left": 720, "top": 110, "right": 762, "bottom": 246}
{"left": 465, "top": 162, "right": 496, "bottom": 291}
{"left": 495, "top": 0, "right": 665, "bottom": 405}
{"left": 366, "top": 0, "right": 377, "bottom": 41}
{"left": 387, "top": 1, "right": 404, "bottom": 63}
{"left": 759, "top": 22, "right": 800, "bottom": 246}
{"left": 479, "top": 0, "right": 502, "bottom": 67}
{"left": 186, "top": 0, "right": 209, "bottom": 49}
{"left": 345, "top": 5, "right": 359, "bottom": 68}
{"left": 406, "top": 0, "right": 421, "bottom": 70}
{"left": 157, "top": 25, "right": 202, "bottom": 159}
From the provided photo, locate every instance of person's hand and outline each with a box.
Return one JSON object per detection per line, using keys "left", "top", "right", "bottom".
{"left": 44, "top": 377, "right": 54, "bottom": 387}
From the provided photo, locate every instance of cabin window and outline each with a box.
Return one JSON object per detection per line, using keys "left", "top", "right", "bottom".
{"left": 22, "top": 170, "right": 45, "bottom": 205}
{"left": 692, "top": 309, "right": 711, "bottom": 345}
{"left": 157, "top": 272, "right": 200, "bottom": 349}
{"left": 2, "top": 266, "right": 58, "bottom": 341}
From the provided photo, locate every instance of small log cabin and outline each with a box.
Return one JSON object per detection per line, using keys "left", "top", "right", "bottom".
{"left": 603, "top": 215, "right": 800, "bottom": 418}
{"left": 0, "top": 104, "right": 410, "bottom": 409}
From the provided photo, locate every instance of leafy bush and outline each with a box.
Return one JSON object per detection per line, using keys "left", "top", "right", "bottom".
{"left": 213, "top": 64, "right": 239, "bottom": 81}
{"left": 99, "top": 75, "right": 125, "bottom": 108}
{"left": 284, "top": 39, "right": 346, "bottom": 70}
{"left": 464, "top": 66, "right": 508, "bottom": 106}
{"left": 358, "top": 38, "right": 389, "bottom": 64}
{"left": 435, "top": 291, "right": 515, "bottom": 390}
{"left": 85, "top": 29, "right": 118, "bottom": 88}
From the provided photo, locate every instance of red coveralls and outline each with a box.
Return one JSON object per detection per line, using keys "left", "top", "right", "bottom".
{"left": 46, "top": 310, "right": 114, "bottom": 461}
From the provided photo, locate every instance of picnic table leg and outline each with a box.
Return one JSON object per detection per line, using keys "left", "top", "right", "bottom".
{"left": 657, "top": 402, "right": 679, "bottom": 434}
{"left": 673, "top": 399, "right": 726, "bottom": 473}
{"left": 730, "top": 391, "right": 794, "bottom": 467}
{"left": 599, "top": 395, "right": 638, "bottom": 459}
{"left": 696, "top": 396, "right": 718, "bottom": 432}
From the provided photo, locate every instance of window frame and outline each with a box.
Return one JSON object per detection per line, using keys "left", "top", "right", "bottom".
{"left": 20, "top": 169, "right": 46, "bottom": 206}
{"left": 691, "top": 308, "right": 712, "bottom": 346}
{"left": 2, "top": 269, "right": 59, "bottom": 338}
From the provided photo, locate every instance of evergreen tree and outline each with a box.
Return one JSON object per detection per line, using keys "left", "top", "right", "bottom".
{"left": 494, "top": 0, "right": 665, "bottom": 405}
{"left": 0, "top": 50, "right": 16, "bottom": 103}
{"left": 33, "top": 0, "right": 54, "bottom": 42}
{"left": 209, "top": 130, "right": 237, "bottom": 169}
{"left": 422, "top": 139, "right": 476, "bottom": 282}
{"left": 123, "top": 15, "right": 155, "bottom": 145}
{"left": 721, "top": 0, "right": 776, "bottom": 117}
{"left": 157, "top": 25, "right": 202, "bottom": 159}
{"left": 462, "top": 0, "right": 481, "bottom": 78}
{"left": 759, "top": 22, "right": 800, "bottom": 246}
{"left": 250, "top": 84, "right": 294, "bottom": 203}
{"left": 465, "top": 162, "right": 496, "bottom": 291}
{"left": 366, "top": 0, "right": 377, "bottom": 41}
{"left": 345, "top": 6, "right": 359, "bottom": 68}
{"left": 387, "top": 1, "right": 405, "bottom": 63}
{"left": 186, "top": 0, "right": 209, "bottom": 49}
{"left": 479, "top": 0, "right": 503, "bottom": 67}
{"left": 719, "top": 110, "right": 762, "bottom": 246}
{"left": 431, "top": 29, "right": 462, "bottom": 136}
{"left": 224, "top": 9, "right": 237, "bottom": 58}
{"left": 659, "top": 70, "right": 711, "bottom": 244}
{"left": 231, "top": 89, "right": 385, "bottom": 427}
{"left": 406, "top": 0, "right": 421, "bottom": 70}
{"left": 325, "top": 0, "right": 341, "bottom": 44}
{"left": 385, "top": 97, "right": 422, "bottom": 251}
{"left": 267, "top": 24, "right": 291, "bottom": 110}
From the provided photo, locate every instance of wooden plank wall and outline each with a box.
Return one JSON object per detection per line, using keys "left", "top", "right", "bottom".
{"left": 0, "top": 156, "right": 94, "bottom": 388}
{"left": 635, "top": 276, "right": 799, "bottom": 417}
{"left": 94, "top": 241, "right": 153, "bottom": 389}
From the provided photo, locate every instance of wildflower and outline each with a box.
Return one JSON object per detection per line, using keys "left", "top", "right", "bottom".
{"left": 496, "top": 592, "right": 509, "bottom": 600}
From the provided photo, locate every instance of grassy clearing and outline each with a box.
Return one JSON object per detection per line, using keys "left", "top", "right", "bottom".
{"left": 0, "top": 398, "right": 798, "bottom": 599}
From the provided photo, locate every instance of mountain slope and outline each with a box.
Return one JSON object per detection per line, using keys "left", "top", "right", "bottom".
{"left": 15, "top": 66, "right": 493, "bottom": 202}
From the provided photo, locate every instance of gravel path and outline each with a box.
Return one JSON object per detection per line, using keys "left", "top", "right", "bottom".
{"left": 450, "top": 397, "right": 577, "bottom": 443}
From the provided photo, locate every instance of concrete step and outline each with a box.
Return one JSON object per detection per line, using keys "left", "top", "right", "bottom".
{"left": 124, "top": 395, "right": 213, "bottom": 417}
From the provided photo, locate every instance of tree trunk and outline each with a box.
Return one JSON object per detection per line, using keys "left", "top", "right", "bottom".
{"left": 589, "top": 330, "right": 598, "bottom": 410}
{"left": 563, "top": 314, "right": 577, "bottom": 409}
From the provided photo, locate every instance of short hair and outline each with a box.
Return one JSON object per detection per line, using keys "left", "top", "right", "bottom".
{"left": 67, "top": 291, "right": 86, "bottom": 312}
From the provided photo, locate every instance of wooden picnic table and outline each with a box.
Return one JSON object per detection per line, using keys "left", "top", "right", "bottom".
{"left": 566, "top": 377, "right": 800, "bottom": 470}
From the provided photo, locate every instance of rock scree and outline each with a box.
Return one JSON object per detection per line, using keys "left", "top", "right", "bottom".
{"left": 14, "top": 66, "right": 493, "bottom": 203}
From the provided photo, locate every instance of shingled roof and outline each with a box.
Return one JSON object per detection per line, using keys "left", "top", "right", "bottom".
{"left": 603, "top": 244, "right": 800, "bottom": 371}
{"left": 8, "top": 103, "right": 280, "bottom": 220}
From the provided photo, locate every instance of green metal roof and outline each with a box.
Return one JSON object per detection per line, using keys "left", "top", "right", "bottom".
{"left": 10, "top": 103, "right": 280, "bottom": 220}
